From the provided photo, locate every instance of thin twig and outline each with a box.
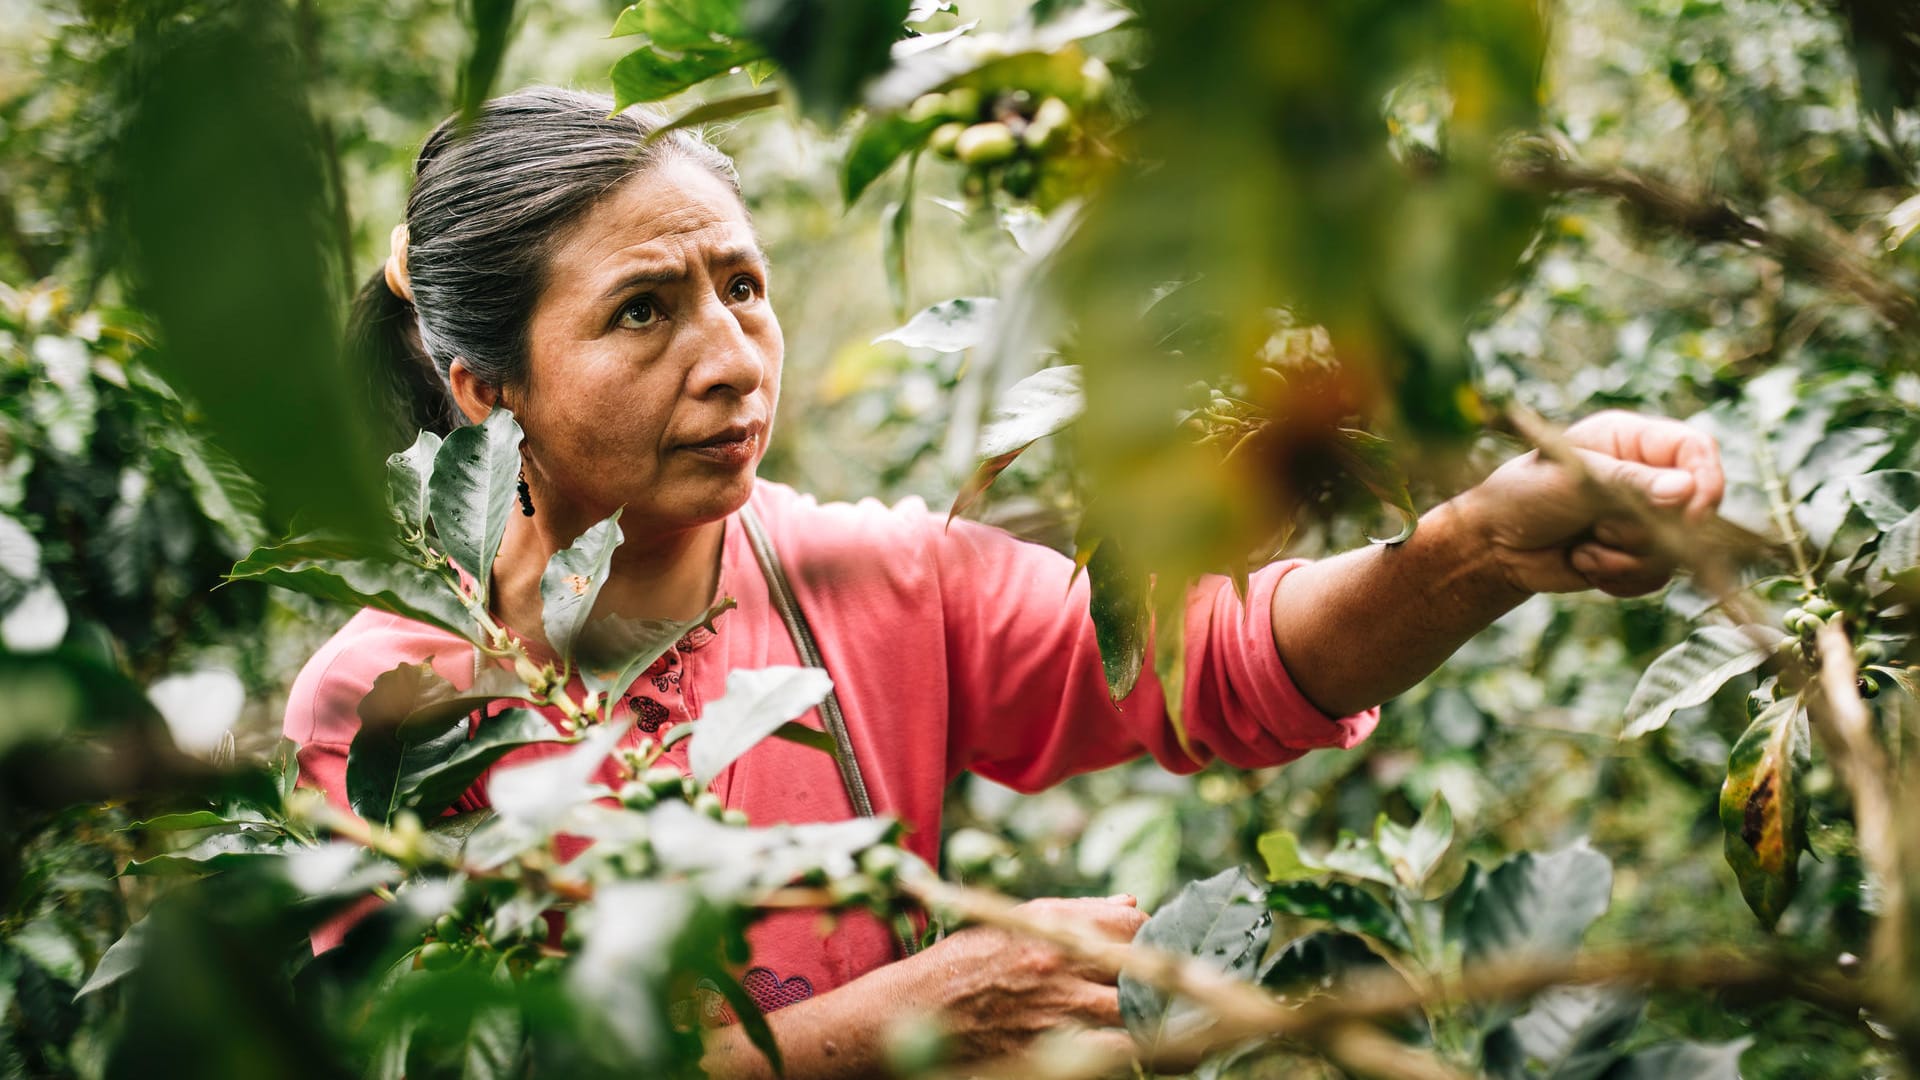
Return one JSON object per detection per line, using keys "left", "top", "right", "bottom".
{"left": 1810, "top": 620, "right": 1906, "bottom": 1010}
{"left": 1502, "top": 141, "right": 1920, "bottom": 333}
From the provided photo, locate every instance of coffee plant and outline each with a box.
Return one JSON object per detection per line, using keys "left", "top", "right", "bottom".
{"left": 9, "top": 0, "right": 1920, "bottom": 1076}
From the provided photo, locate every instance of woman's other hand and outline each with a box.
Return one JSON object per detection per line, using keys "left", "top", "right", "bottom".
{"left": 1456, "top": 410, "right": 1726, "bottom": 598}
{"left": 904, "top": 894, "right": 1147, "bottom": 1062}
{"left": 700, "top": 894, "right": 1147, "bottom": 1079}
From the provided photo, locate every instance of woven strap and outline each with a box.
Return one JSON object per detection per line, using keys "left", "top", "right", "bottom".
{"left": 740, "top": 504, "right": 918, "bottom": 958}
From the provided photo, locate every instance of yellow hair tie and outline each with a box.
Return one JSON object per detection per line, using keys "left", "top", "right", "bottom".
{"left": 383, "top": 224, "right": 415, "bottom": 304}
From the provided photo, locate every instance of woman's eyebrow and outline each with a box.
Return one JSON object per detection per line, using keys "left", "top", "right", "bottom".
{"left": 595, "top": 246, "right": 768, "bottom": 301}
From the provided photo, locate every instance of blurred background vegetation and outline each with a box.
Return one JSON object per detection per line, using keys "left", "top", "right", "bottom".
{"left": 3, "top": 0, "right": 1919, "bottom": 1075}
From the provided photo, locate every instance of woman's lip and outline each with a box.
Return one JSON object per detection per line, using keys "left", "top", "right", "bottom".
{"left": 679, "top": 430, "right": 759, "bottom": 466}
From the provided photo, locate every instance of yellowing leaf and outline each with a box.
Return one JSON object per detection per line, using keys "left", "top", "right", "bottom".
{"left": 1718, "top": 698, "right": 1810, "bottom": 929}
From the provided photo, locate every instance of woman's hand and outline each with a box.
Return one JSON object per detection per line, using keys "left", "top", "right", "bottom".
{"left": 1454, "top": 410, "right": 1726, "bottom": 597}
{"left": 902, "top": 895, "right": 1147, "bottom": 1061}
{"left": 1270, "top": 409, "right": 1725, "bottom": 718}
{"left": 700, "top": 895, "right": 1147, "bottom": 1079}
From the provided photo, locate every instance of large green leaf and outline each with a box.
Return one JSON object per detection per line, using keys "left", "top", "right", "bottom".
{"left": 386, "top": 430, "right": 441, "bottom": 538}
{"left": 539, "top": 512, "right": 624, "bottom": 663}
{"left": 428, "top": 408, "right": 523, "bottom": 607}
{"left": 611, "top": 41, "right": 760, "bottom": 110}
{"left": 74, "top": 909, "right": 154, "bottom": 999}
{"left": 1085, "top": 534, "right": 1150, "bottom": 702}
{"left": 1603, "top": 1039, "right": 1748, "bottom": 1079}
{"left": 457, "top": 0, "right": 518, "bottom": 126}
{"left": 1484, "top": 988, "right": 1644, "bottom": 1080}
{"left": 1375, "top": 792, "right": 1454, "bottom": 892}
{"left": 118, "top": 3, "right": 386, "bottom": 539}
{"left": 741, "top": 0, "right": 911, "bottom": 124}
{"left": 228, "top": 538, "right": 475, "bottom": 641}
{"left": 1847, "top": 470, "right": 1920, "bottom": 531}
{"left": 1718, "top": 698, "right": 1809, "bottom": 929}
{"left": 873, "top": 297, "right": 998, "bottom": 353}
{"left": 353, "top": 659, "right": 527, "bottom": 734}
{"left": 1268, "top": 880, "right": 1412, "bottom": 953}
{"left": 575, "top": 598, "right": 737, "bottom": 707}
{"left": 844, "top": 112, "right": 942, "bottom": 204}
{"left": 1257, "top": 931, "right": 1390, "bottom": 996}
{"left": 122, "top": 829, "right": 303, "bottom": 876}
{"left": 1457, "top": 842, "right": 1612, "bottom": 966}
{"left": 1118, "top": 867, "right": 1269, "bottom": 1056}
{"left": 688, "top": 666, "right": 834, "bottom": 784}
{"left": 612, "top": 0, "right": 747, "bottom": 47}
{"left": 1621, "top": 626, "right": 1779, "bottom": 739}
{"left": 347, "top": 704, "right": 562, "bottom": 827}
{"left": 977, "top": 365, "right": 1084, "bottom": 458}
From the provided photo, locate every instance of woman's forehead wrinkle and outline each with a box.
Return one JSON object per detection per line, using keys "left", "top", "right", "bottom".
{"left": 579, "top": 223, "right": 760, "bottom": 296}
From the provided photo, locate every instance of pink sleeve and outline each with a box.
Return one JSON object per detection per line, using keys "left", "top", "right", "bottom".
{"left": 937, "top": 517, "right": 1377, "bottom": 792}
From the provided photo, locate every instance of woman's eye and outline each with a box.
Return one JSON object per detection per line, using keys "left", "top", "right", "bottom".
{"left": 617, "top": 297, "right": 659, "bottom": 329}
{"left": 727, "top": 275, "right": 760, "bottom": 303}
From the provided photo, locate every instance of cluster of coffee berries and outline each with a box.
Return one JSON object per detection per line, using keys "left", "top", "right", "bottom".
{"left": 1781, "top": 594, "right": 1895, "bottom": 698}
{"left": 911, "top": 86, "right": 1078, "bottom": 201}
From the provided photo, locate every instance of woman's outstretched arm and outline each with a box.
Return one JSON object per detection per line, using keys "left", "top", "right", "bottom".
{"left": 1271, "top": 411, "right": 1725, "bottom": 718}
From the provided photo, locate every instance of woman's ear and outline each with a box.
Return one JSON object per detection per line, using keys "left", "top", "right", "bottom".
{"left": 447, "top": 359, "right": 500, "bottom": 425}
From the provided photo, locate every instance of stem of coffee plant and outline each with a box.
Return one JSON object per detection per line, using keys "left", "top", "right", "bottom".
{"left": 1502, "top": 141, "right": 1920, "bottom": 333}
{"left": 1810, "top": 620, "right": 1908, "bottom": 1014}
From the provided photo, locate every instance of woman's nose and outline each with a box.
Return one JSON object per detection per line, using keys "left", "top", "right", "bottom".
{"left": 685, "top": 296, "right": 766, "bottom": 397}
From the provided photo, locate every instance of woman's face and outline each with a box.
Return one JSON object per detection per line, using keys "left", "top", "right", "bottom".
{"left": 509, "top": 157, "right": 781, "bottom": 536}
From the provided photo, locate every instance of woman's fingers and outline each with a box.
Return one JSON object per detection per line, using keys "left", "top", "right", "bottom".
{"left": 1571, "top": 542, "right": 1676, "bottom": 597}
{"left": 1074, "top": 982, "right": 1124, "bottom": 1027}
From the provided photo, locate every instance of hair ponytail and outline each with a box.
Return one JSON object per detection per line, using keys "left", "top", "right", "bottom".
{"left": 347, "top": 266, "right": 457, "bottom": 450}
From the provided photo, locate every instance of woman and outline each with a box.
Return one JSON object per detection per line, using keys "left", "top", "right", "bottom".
{"left": 286, "top": 87, "right": 1723, "bottom": 1076}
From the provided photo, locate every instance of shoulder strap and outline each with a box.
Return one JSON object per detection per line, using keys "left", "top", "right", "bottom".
{"left": 739, "top": 504, "right": 918, "bottom": 957}
{"left": 740, "top": 505, "right": 876, "bottom": 817}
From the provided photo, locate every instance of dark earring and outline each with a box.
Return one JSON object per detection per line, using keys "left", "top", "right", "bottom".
{"left": 517, "top": 466, "right": 535, "bottom": 517}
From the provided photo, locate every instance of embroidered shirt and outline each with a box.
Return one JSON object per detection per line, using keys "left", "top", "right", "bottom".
{"left": 283, "top": 479, "right": 1377, "bottom": 1011}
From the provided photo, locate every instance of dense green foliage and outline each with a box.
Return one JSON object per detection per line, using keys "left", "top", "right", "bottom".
{"left": 6, "top": 0, "right": 1920, "bottom": 1076}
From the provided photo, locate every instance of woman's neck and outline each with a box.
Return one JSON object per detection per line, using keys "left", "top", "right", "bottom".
{"left": 489, "top": 508, "right": 728, "bottom": 655}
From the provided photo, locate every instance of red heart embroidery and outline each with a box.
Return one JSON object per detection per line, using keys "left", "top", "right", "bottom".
{"left": 741, "top": 966, "right": 814, "bottom": 1012}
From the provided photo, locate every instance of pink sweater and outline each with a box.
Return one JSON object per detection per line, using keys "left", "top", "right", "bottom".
{"left": 283, "top": 480, "right": 1375, "bottom": 1013}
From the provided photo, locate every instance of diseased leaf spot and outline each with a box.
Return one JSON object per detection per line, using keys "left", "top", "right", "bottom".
{"left": 1743, "top": 773, "right": 1777, "bottom": 862}
{"left": 565, "top": 573, "right": 591, "bottom": 595}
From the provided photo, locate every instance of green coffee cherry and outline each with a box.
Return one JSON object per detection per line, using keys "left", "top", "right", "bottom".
{"left": 1859, "top": 672, "right": 1883, "bottom": 699}
{"left": 1854, "top": 640, "right": 1886, "bottom": 665}
{"left": 694, "top": 791, "right": 726, "bottom": 820}
{"left": 830, "top": 874, "right": 877, "bottom": 908}
{"left": 946, "top": 828, "right": 1002, "bottom": 876}
{"left": 618, "top": 780, "right": 658, "bottom": 811}
{"left": 929, "top": 122, "right": 966, "bottom": 158}
{"left": 641, "top": 766, "right": 684, "bottom": 797}
{"left": 433, "top": 913, "right": 459, "bottom": 940}
{"left": 1783, "top": 607, "right": 1816, "bottom": 635}
{"left": 1806, "top": 596, "right": 1840, "bottom": 619}
{"left": 907, "top": 92, "right": 949, "bottom": 124}
{"left": 944, "top": 87, "right": 981, "bottom": 119}
{"left": 1022, "top": 97, "right": 1071, "bottom": 151}
{"left": 419, "top": 942, "right": 457, "bottom": 971}
{"left": 721, "top": 807, "right": 750, "bottom": 828}
{"left": 955, "top": 123, "right": 1017, "bottom": 166}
